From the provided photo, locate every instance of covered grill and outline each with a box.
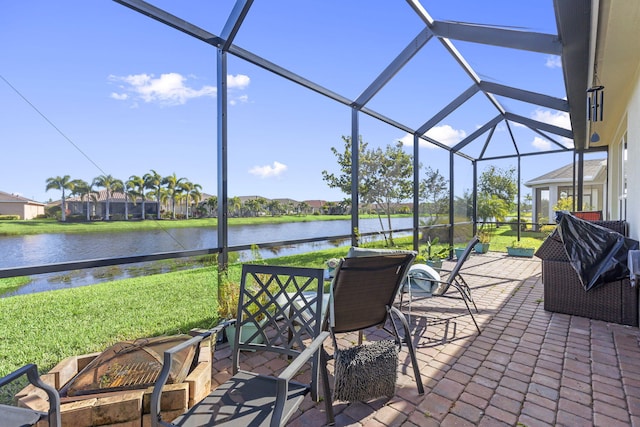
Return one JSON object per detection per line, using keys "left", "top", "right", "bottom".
{"left": 61, "top": 334, "right": 196, "bottom": 397}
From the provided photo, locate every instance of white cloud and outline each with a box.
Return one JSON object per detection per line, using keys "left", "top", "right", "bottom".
{"left": 397, "top": 133, "right": 414, "bottom": 146}
{"left": 108, "top": 72, "right": 250, "bottom": 106}
{"left": 228, "top": 74, "right": 250, "bottom": 90}
{"left": 110, "top": 92, "right": 128, "bottom": 100}
{"left": 230, "top": 94, "right": 249, "bottom": 106}
{"left": 532, "top": 109, "right": 570, "bottom": 129}
{"left": 425, "top": 125, "right": 466, "bottom": 147}
{"left": 532, "top": 136, "right": 551, "bottom": 150}
{"left": 530, "top": 109, "right": 574, "bottom": 149}
{"left": 545, "top": 55, "right": 562, "bottom": 69}
{"left": 397, "top": 124, "right": 466, "bottom": 149}
{"left": 249, "top": 161, "right": 287, "bottom": 178}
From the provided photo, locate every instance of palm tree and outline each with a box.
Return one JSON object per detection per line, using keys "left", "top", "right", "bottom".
{"left": 244, "top": 198, "right": 261, "bottom": 217}
{"left": 45, "top": 175, "right": 74, "bottom": 221}
{"left": 163, "top": 173, "right": 186, "bottom": 219}
{"left": 127, "top": 175, "right": 146, "bottom": 219}
{"left": 143, "top": 169, "right": 163, "bottom": 220}
{"left": 158, "top": 187, "right": 170, "bottom": 218}
{"left": 179, "top": 181, "right": 202, "bottom": 219}
{"left": 297, "top": 201, "right": 310, "bottom": 216}
{"left": 229, "top": 196, "right": 242, "bottom": 217}
{"left": 93, "top": 174, "right": 124, "bottom": 221}
{"left": 186, "top": 182, "right": 202, "bottom": 219}
{"left": 267, "top": 200, "right": 283, "bottom": 216}
{"left": 286, "top": 201, "right": 295, "bottom": 215}
{"left": 206, "top": 196, "right": 218, "bottom": 217}
{"left": 71, "top": 179, "right": 97, "bottom": 221}
{"left": 123, "top": 180, "right": 139, "bottom": 221}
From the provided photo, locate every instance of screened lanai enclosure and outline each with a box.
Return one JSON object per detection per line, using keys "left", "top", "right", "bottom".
{"left": 0, "top": 0, "right": 597, "bottom": 282}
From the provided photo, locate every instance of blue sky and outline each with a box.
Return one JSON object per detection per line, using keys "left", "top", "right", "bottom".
{"left": 1, "top": 1, "right": 601, "bottom": 204}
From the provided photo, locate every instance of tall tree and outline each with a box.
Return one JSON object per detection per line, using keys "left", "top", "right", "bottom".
{"left": 296, "top": 201, "right": 310, "bottom": 215}
{"left": 266, "top": 199, "right": 283, "bottom": 216}
{"left": 419, "top": 166, "right": 449, "bottom": 225}
{"left": 45, "top": 175, "right": 74, "bottom": 222}
{"left": 179, "top": 180, "right": 202, "bottom": 219}
{"left": 229, "top": 196, "right": 242, "bottom": 217}
{"left": 71, "top": 179, "right": 97, "bottom": 221}
{"left": 93, "top": 174, "right": 124, "bottom": 221}
{"left": 477, "top": 165, "right": 517, "bottom": 231}
{"left": 322, "top": 136, "right": 413, "bottom": 246}
{"left": 143, "top": 169, "right": 163, "bottom": 220}
{"left": 206, "top": 195, "right": 218, "bottom": 217}
{"left": 478, "top": 165, "right": 518, "bottom": 209}
{"left": 243, "top": 198, "right": 261, "bottom": 217}
{"left": 162, "top": 173, "right": 186, "bottom": 219}
{"left": 127, "top": 175, "right": 146, "bottom": 220}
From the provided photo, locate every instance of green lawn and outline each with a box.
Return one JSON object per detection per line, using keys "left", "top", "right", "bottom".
{"left": 465, "top": 225, "right": 550, "bottom": 252}
{"left": 0, "top": 225, "right": 551, "bottom": 397}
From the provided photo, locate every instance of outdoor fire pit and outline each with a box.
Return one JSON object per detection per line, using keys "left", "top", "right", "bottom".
{"left": 15, "top": 330, "right": 213, "bottom": 427}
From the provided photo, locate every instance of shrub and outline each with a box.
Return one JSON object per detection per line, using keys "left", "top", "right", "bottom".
{"left": 509, "top": 218, "right": 529, "bottom": 231}
{"left": 0, "top": 215, "right": 20, "bottom": 220}
{"left": 540, "top": 224, "right": 556, "bottom": 234}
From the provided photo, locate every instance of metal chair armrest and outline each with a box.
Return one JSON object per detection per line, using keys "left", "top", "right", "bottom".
{"left": 0, "top": 364, "right": 61, "bottom": 427}
{"left": 277, "top": 331, "right": 329, "bottom": 381}
{"left": 151, "top": 322, "right": 228, "bottom": 427}
{"left": 271, "top": 331, "right": 330, "bottom": 427}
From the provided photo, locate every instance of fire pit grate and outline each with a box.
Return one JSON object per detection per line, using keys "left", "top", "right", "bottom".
{"left": 97, "top": 360, "right": 161, "bottom": 389}
{"left": 61, "top": 334, "right": 196, "bottom": 397}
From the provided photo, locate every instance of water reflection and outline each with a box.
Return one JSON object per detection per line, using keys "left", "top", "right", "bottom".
{"left": 0, "top": 217, "right": 415, "bottom": 297}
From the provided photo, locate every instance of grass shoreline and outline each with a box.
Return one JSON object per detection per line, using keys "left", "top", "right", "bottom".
{"left": 0, "top": 214, "right": 408, "bottom": 236}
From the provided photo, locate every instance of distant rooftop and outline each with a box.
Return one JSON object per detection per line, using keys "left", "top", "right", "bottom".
{"left": 0, "top": 190, "right": 45, "bottom": 205}
{"left": 524, "top": 159, "right": 606, "bottom": 187}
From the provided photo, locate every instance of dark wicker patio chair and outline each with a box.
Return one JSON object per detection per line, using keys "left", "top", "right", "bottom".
{"left": 0, "top": 364, "right": 61, "bottom": 427}
{"left": 398, "top": 236, "right": 482, "bottom": 334}
{"left": 150, "top": 264, "right": 334, "bottom": 427}
{"left": 325, "top": 250, "right": 425, "bottom": 402}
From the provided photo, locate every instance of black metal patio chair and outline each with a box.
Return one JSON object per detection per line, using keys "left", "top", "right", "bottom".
{"left": 398, "top": 236, "right": 482, "bottom": 334}
{"left": 150, "top": 264, "right": 334, "bottom": 427}
{"left": 324, "top": 250, "right": 424, "bottom": 402}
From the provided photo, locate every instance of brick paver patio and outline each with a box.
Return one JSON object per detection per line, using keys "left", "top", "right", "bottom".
{"left": 212, "top": 253, "right": 640, "bottom": 426}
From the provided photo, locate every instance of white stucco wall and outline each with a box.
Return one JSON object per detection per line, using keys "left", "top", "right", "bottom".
{"left": 626, "top": 72, "right": 640, "bottom": 241}
{"left": 0, "top": 202, "right": 44, "bottom": 220}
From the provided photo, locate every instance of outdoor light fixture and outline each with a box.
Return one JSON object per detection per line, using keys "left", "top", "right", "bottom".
{"left": 587, "top": 85, "right": 605, "bottom": 122}
{"left": 590, "top": 132, "right": 600, "bottom": 143}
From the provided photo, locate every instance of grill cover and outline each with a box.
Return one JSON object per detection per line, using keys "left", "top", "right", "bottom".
{"left": 62, "top": 334, "right": 195, "bottom": 397}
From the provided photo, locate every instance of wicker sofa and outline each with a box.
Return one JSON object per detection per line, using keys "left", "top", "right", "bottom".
{"left": 535, "top": 220, "right": 639, "bottom": 327}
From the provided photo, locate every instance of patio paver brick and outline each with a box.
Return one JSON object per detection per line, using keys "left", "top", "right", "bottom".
{"left": 204, "top": 253, "right": 640, "bottom": 426}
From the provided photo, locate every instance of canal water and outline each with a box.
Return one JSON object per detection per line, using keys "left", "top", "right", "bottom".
{"left": 0, "top": 217, "right": 416, "bottom": 296}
